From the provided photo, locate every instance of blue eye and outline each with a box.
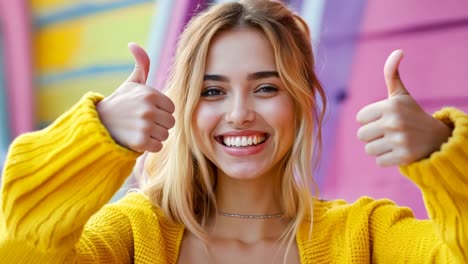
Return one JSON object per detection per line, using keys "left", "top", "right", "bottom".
{"left": 255, "top": 85, "right": 278, "bottom": 93}
{"left": 201, "top": 88, "right": 225, "bottom": 97}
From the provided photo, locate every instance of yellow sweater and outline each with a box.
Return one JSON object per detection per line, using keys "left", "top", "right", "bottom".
{"left": 1, "top": 93, "right": 467, "bottom": 263}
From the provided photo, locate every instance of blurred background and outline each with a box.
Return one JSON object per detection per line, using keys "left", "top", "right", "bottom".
{"left": 1, "top": 0, "right": 467, "bottom": 218}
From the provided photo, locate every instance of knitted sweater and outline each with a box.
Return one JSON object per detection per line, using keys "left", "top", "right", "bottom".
{"left": 1, "top": 93, "right": 467, "bottom": 263}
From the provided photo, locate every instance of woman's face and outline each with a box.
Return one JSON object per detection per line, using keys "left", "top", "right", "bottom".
{"left": 193, "top": 28, "right": 296, "bottom": 181}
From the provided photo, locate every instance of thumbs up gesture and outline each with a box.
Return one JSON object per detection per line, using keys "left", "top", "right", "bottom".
{"left": 356, "top": 50, "right": 452, "bottom": 166}
{"left": 96, "top": 43, "right": 175, "bottom": 153}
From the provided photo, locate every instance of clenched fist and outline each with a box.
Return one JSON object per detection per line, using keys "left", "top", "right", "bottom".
{"left": 96, "top": 43, "right": 175, "bottom": 153}
{"left": 356, "top": 50, "right": 452, "bottom": 167}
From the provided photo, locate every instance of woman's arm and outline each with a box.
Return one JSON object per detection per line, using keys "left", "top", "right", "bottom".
{"left": 400, "top": 108, "right": 468, "bottom": 262}
{"left": 0, "top": 92, "right": 140, "bottom": 262}
{"left": 357, "top": 50, "right": 467, "bottom": 262}
{"left": 0, "top": 43, "right": 175, "bottom": 262}
{"left": 367, "top": 108, "right": 468, "bottom": 263}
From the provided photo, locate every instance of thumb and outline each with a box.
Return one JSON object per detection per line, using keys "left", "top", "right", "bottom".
{"left": 384, "top": 49, "right": 409, "bottom": 98}
{"left": 126, "top": 42, "right": 150, "bottom": 84}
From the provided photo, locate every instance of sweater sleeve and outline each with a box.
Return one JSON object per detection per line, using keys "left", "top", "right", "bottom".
{"left": 0, "top": 92, "right": 141, "bottom": 262}
{"left": 371, "top": 107, "right": 468, "bottom": 263}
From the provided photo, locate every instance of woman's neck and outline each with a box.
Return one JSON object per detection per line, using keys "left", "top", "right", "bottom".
{"left": 206, "top": 170, "right": 289, "bottom": 243}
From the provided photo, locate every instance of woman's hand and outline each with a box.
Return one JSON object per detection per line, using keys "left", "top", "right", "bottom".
{"left": 356, "top": 50, "right": 452, "bottom": 167}
{"left": 96, "top": 43, "right": 175, "bottom": 153}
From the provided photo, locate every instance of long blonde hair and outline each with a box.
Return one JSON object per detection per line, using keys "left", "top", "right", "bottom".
{"left": 141, "top": 0, "right": 326, "bottom": 247}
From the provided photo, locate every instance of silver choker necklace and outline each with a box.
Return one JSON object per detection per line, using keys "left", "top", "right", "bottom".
{"left": 217, "top": 211, "right": 284, "bottom": 219}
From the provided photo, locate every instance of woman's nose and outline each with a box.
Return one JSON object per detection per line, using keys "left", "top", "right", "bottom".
{"left": 224, "top": 95, "right": 255, "bottom": 126}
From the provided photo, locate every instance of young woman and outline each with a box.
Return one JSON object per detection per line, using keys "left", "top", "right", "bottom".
{"left": 1, "top": 1, "right": 467, "bottom": 263}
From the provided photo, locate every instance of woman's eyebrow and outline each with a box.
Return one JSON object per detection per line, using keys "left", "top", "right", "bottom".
{"left": 203, "top": 74, "right": 229, "bottom": 82}
{"left": 247, "top": 71, "right": 279, "bottom": 80}
{"left": 203, "top": 71, "right": 279, "bottom": 82}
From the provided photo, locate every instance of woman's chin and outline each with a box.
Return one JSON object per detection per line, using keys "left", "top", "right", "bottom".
{"left": 218, "top": 167, "right": 271, "bottom": 181}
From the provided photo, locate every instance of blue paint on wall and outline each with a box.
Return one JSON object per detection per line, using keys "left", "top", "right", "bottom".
{"left": 39, "top": 64, "right": 134, "bottom": 86}
{"left": 36, "top": 0, "right": 154, "bottom": 27}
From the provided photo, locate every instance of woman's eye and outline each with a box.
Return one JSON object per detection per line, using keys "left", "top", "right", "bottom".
{"left": 255, "top": 85, "right": 278, "bottom": 93}
{"left": 201, "top": 88, "right": 225, "bottom": 97}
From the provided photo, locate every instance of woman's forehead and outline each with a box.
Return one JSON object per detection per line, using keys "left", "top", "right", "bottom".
{"left": 204, "top": 28, "right": 277, "bottom": 75}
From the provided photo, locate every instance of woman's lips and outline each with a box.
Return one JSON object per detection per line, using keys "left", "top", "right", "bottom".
{"left": 216, "top": 133, "right": 270, "bottom": 156}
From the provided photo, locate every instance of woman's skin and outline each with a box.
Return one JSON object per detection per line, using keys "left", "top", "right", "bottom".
{"left": 194, "top": 28, "right": 295, "bottom": 217}
{"left": 96, "top": 26, "right": 452, "bottom": 264}
{"left": 97, "top": 43, "right": 175, "bottom": 154}
{"left": 178, "top": 28, "right": 300, "bottom": 263}
{"left": 357, "top": 49, "right": 452, "bottom": 167}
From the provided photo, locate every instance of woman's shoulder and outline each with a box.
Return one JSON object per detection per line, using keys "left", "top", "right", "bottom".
{"left": 102, "top": 191, "right": 183, "bottom": 231}
{"left": 86, "top": 191, "right": 184, "bottom": 241}
{"left": 105, "top": 191, "right": 169, "bottom": 221}
{"left": 298, "top": 196, "right": 415, "bottom": 243}
{"left": 84, "top": 192, "right": 157, "bottom": 229}
{"left": 312, "top": 196, "right": 413, "bottom": 222}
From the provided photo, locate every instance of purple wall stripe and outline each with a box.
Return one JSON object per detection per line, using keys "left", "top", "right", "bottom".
{"left": 153, "top": 0, "right": 207, "bottom": 90}
{"left": 312, "top": 0, "right": 367, "bottom": 191}
{"left": 0, "top": 0, "right": 34, "bottom": 137}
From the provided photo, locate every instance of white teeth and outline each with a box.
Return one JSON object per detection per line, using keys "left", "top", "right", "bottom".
{"left": 222, "top": 135, "right": 266, "bottom": 147}
{"left": 235, "top": 137, "right": 242, "bottom": 146}
{"left": 241, "top": 137, "right": 247, "bottom": 146}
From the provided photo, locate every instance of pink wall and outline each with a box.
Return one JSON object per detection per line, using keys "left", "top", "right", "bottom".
{"left": 321, "top": 0, "right": 468, "bottom": 218}
{"left": 0, "top": 0, "right": 34, "bottom": 137}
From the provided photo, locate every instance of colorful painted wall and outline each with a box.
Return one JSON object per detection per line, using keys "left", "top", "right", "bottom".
{"left": 317, "top": 0, "right": 468, "bottom": 218}
{"left": 1, "top": 0, "right": 467, "bottom": 214}
{"left": 33, "top": 0, "right": 158, "bottom": 128}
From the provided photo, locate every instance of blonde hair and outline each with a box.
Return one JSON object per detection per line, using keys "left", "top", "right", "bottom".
{"left": 140, "top": 0, "right": 326, "bottom": 257}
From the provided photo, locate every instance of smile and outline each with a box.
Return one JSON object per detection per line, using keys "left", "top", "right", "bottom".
{"left": 223, "top": 135, "right": 266, "bottom": 147}
{"left": 215, "top": 132, "right": 270, "bottom": 148}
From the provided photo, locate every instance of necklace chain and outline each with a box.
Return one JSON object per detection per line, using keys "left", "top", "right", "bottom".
{"left": 217, "top": 211, "right": 284, "bottom": 219}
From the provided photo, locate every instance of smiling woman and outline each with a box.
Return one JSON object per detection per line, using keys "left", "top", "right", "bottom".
{"left": 195, "top": 29, "right": 297, "bottom": 180}
{"left": 1, "top": 0, "right": 468, "bottom": 263}
{"left": 141, "top": 4, "right": 323, "bottom": 261}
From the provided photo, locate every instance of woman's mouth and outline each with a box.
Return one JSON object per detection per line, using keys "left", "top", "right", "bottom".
{"left": 216, "top": 133, "right": 270, "bottom": 148}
